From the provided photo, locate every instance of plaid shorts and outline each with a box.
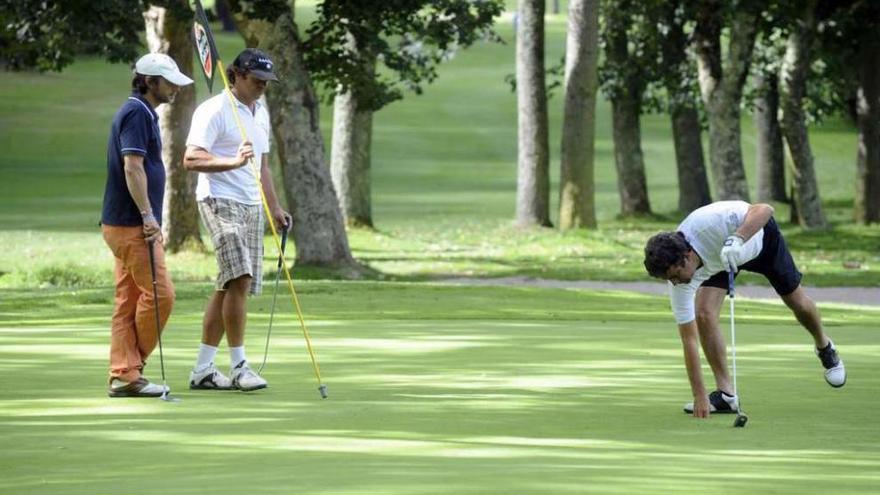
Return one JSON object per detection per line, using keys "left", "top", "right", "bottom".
{"left": 198, "top": 197, "right": 264, "bottom": 295}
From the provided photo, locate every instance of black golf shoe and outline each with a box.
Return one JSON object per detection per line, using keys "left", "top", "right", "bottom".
{"left": 817, "top": 341, "right": 846, "bottom": 388}
{"left": 683, "top": 390, "right": 738, "bottom": 414}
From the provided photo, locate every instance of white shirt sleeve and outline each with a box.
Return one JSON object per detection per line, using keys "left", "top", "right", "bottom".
{"left": 186, "top": 102, "right": 222, "bottom": 151}
{"left": 670, "top": 281, "right": 698, "bottom": 324}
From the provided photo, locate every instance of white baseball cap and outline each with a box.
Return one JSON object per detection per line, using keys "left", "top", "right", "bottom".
{"left": 135, "top": 53, "right": 194, "bottom": 86}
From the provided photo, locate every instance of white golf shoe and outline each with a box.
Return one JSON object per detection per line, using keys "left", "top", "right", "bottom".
{"left": 189, "top": 363, "right": 233, "bottom": 390}
{"left": 683, "top": 390, "right": 738, "bottom": 414}
{"left": 231, "top": 360, "right": 268, "bottom": 392}
{"left": 817, "top": 341, "right": 846, "bottom": 388}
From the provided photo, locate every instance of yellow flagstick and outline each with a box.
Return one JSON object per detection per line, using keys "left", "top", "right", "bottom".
{"left": 216, "top": 59, "right": 327, "bottom": 399}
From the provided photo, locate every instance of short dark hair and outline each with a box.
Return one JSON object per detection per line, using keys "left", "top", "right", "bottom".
{"left": 644, "top": 231, "right": 692, "bottom": 279}
{"left": 226, "top": 65, "right": 245, "bottom": 85}
{"left": 132, "top": 74, "right": 161, "bottom": 94}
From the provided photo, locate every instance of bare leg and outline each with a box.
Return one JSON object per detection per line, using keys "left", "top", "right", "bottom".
{"left": 780, "top": 285, "right": 830, "bottom": 349}
{"left": 222, "top": 275, "right": 252, "bottom": 348}
{"left": 202, "top": 290, "right": 226, "bottom": 347}
{"left": 695, "top": 286, "right": 733, "bottom": 394}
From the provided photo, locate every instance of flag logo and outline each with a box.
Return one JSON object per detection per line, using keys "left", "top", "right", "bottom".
{"left": 191, "top": 0, "right": 219, "bottom": 93}
{"left": 194, "top": 23, "right": 213, "bottom": 79}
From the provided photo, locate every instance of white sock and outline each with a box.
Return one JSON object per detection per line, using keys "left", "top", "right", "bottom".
{"left": 195, "top": 343, "right": 219, "bottom": 371}
{"left": 230, "top": 346, "right": 247, "bottom": 368}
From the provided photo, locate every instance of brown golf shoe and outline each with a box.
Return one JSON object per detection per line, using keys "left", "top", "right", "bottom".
{"left": 108, "top": 377, "right": 169, "bottom": 398}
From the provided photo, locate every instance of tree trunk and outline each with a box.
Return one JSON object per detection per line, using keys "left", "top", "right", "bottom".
{"left": 605, "top": 6, "right": 650, "bottom": 217}
{"left": 331, "top": 90, "right": 374, "bottom": 228}
{"left": 143, "top": 4, "right": 203, "bottom": 252}
{"left": 515, "top": 0, "right": 552, "bottom": 227}
{"left": 558, "top": 0, "right": 599, "bottom": 229}
{"left": 670, "top": 106, "right": 711, "bottom": 212}
{"left": 659, "top": 3, "right": 711, "bottom": 213}
{"left": 855, "top": 30, "right": 880, "bottom": 224}
{"left": 779, "top": 0, "right": 826, "bottom": 229}
{"left": 694, "top": 3, "right": 757, "bottom": 201}
{"left": 330, "top": 40, "right": 375, "bottom": 230}
{"left": 235, "top": 13, "right": 355, "bottom": 267}
{"left": 611, "top": 94, "right": 651, "bottom": 216}
{"left": 754, "top": 72, "right": 787, "bottom": 203}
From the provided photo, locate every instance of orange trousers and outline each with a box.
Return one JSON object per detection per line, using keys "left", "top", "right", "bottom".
{"left": 102, "top": 225, "right": 175, "bottom": 383}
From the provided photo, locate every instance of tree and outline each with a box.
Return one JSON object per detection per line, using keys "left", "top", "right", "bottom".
{"left": 778, "top": 0, "right": 826, "bottom": 228}
{"left": 330, "top": 55, "right": 376, "bottom": 229}
{"left": 307, "top": 1, "right": 503, "bottom": 229}
{"left": 229, "top": 0, "right": 356, "bottom": 269}
{"left": 144, "top": 1, "right": 203, "bottom": 251}
{"left": 753, "top": 72, "right": 787, "bottom": 203}
{"left": 559, "top": 0, "right": 600, "bottom": 229}
{"left": 0, "top": 0, "right": 141, "bottom": 71}
{"left": 599, "top": 0, "right": 654, "bottom": 216}
{"left": 516, "top": 0, "right": 552, "bottom": 227}
{"left": 657, "top": 0, "right": 711, "bottom": 213}
{"left": 693, "top": 0, "right": 762, "bottom": 201}
{"left": 854, "top": 26, "right": 880, "bottom": 224}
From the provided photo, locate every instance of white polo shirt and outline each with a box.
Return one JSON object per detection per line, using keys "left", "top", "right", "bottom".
{"left": 669, "top": 201, "right": 764, "bottom": 324}
{"left": 187, "top": 91, "right": 271, "bottom": 205}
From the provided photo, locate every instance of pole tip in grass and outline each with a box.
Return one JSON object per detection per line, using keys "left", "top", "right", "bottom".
{"left": 318, "top": 384, "right": 328, "bottom": 399}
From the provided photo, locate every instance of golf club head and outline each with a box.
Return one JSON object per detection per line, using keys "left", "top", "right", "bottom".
{"left": 318, "top": 384, "right": 328, "bottom": 399}
{"left": 733, "top": 414, "right": 748, "bottom": 428}
{"left": 160, "top": 392, "right": 182, "bottom": 403}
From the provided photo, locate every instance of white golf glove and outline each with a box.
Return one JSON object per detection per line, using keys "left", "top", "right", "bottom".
{"left": 721, "top": 235, "right": 744, "bottom": 272}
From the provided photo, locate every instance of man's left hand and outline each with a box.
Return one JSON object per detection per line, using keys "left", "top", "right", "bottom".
{"left": 720, "top": 234, "right": 744, "bottom": 272}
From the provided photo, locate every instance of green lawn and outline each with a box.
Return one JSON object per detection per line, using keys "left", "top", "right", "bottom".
{"left": 0, "top": 283, "right": 877, "bottom": 494}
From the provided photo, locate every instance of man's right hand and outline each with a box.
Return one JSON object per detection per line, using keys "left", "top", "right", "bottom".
{"left": 692, "top": 395, "right": 711, "bottom": 418}
{"left": 234, "top": 140, "right": 255, "bottom": 166}
{"left": 142, "top": 214, "right": 162, "bottom": 243}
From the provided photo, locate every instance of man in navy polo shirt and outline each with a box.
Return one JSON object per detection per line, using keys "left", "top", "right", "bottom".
{"left": 101, "top": 53, "right": 193, "bottom": 398}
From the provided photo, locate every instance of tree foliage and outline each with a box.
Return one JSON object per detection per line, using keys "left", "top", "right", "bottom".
{"left": 0, "top": 0, "right": 143, "bottom": 71}
{"left": 303, "top": 0, "right": 504, "bottom": 111}
{"left": 597, "top": 0, "right": 664, "bottom": 112}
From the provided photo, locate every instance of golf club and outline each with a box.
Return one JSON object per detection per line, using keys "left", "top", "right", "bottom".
{"left": 258, "top": 223, "right": 289, "bottom": 375}
{"left": 729, "top": 266, "right": 747, "bottom": 427}
{"left": 147, "top": 240, "right": 180, "bottom": 403}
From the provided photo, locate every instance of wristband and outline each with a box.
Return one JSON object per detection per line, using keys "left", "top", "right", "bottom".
{"left": 141, "top": 211, "right": 157, "bottom": 224}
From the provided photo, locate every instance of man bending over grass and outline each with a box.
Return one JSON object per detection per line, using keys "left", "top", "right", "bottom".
{"left": 643, "top": 201, "right": 846, "bottom": 418}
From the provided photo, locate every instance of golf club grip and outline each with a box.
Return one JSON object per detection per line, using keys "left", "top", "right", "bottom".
{"left": 278, "top": 225, "right": 288, "bottom": 268}
{"left": 728, "top": 265, "right": 735, "bottom": 297}
{"left": 148, "top": 240, "right": 158, "bottom": 282}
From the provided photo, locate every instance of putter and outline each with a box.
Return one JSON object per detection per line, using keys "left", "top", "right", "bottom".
{"left": 147, "top": 240, "right": 180, "bottom": 403}
{"left": 258, "top": 223, "right": 289, "bottom": 375}
{"left": 729, "top": 267, "right": 747, "bottom": 427}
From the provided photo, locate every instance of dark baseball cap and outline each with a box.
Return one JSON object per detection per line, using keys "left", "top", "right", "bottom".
{"left": 232, "top": 48, "right": 278, "bottom": 81}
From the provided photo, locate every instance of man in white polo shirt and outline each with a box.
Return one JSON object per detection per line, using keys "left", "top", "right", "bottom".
{"left": 644, "top": 201, "right": 846, "bottom": 418}
{"left": 183, "top": 48, "right": 289, "bottom": 392}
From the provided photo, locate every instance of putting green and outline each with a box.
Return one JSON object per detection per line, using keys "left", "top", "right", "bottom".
{"left": 0, "top": 283, "right": 877, "bottom": 494}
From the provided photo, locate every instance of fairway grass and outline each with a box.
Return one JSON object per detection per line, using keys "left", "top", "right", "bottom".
{"left": 1, "top": 283, "right": 877, "bottom": 494}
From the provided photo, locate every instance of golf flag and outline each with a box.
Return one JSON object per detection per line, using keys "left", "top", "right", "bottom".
{"left": 192, "top": 0, "right": 220, "bottom": 93}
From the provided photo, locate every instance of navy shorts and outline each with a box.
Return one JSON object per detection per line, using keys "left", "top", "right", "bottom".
{"left": 701, "top": 218, "right": 802, "bottom": 296}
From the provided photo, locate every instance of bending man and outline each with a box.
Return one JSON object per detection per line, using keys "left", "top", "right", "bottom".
{"left": 643, "top": 201, "right": 846, "bottom": 418}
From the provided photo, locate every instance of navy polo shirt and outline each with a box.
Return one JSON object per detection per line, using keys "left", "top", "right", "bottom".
{"left": 101, "top": 93, "right": 165, "bottom": 226}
